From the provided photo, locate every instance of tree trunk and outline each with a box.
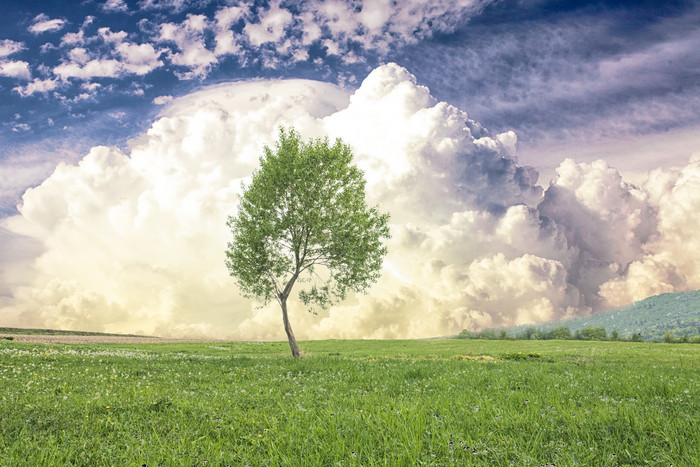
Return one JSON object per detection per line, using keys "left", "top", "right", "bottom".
{"left": 280, "top": 297, "right": 300, "bottom": 358}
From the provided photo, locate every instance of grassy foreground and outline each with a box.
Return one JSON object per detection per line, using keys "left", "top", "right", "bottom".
{"left": 1, "top": 339, "right": 697, "bottom": 466}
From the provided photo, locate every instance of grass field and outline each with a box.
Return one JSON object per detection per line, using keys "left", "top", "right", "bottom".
{"left": 1, "top": 339, "right": 697, "bottom": 466}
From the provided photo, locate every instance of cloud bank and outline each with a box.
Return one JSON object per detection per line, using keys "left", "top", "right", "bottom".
{"left": 3, "top": 63, "right": 700, "bottom": 339}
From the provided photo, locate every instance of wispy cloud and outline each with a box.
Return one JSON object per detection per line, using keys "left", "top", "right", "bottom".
{"left": 102, "top": 0, "right": 129, "bottom": 13}
{"left": 400, "top": 2, "right": 700, "bottom": 154}
{"left": 14, "top": 78, "right": 59, "bottom": 96}
{"left": 152, "top": 95, "right": 172, "bottom": 105}
{"left": 28, "top": 13, "right": 67, "bottom": 35}
{"left": 138, "top": 0, "right": 194, "bottom": 14}
{"left": 0, "top": 39, "right": 30, "bottom": 79}
{"left": 0, "top": 39, "right": 25, "bottom": 57}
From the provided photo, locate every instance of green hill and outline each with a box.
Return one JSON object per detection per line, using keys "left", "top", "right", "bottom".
{"left": 505, "top": 290, "right": 700, "bottom": 341}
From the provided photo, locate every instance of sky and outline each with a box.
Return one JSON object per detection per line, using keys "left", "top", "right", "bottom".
{"left": 1, "top": 0, "right": 700, "bottom": 339}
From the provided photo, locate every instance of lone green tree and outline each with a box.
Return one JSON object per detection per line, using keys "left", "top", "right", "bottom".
{"left": 225, "top": 128, "right": 391, "bottom": 358}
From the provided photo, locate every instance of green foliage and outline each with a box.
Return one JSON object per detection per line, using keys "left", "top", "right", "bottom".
{"left": 225, "top": 127, "right": 390, "bottom": 310}
{"left": 574, "top": 326, "right": 608, "bottom": 341}
{"left": 457, "top": 329, "right": 474, "bottom": 339}
{"left": 1, "top": 339, "right": 698, "bottom": 465}
{"left": 548, "top": 326, "right": 572, "bottom": 340}
{"left": 663, "top": 331, "right": 678, "bottom": 343}
{"left": 512, "top": 326, "right": 538, "bottom": 340}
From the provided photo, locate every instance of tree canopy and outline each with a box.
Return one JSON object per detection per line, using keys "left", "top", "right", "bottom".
{"left": 225, "top": 128, "right": 390, "bottom": 357}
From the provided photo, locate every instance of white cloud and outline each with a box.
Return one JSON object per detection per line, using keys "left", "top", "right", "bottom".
{"left": 29, "top": 14, "right": 67, "bottom": 35}
{"left": 163, "top": 0, "right": 497, "bottom": 72}
{"left": 298, "top": 11, "right": 322, "bottom": 46}
{"left": 103, "top": 0, "right": 129, "bottom": 12}
{"left": 213, "top": 5, "right": 248, "bottom": 56}
{"left": 1, "top": 0, "right": 492, "bottom": 84}
{"left": 13, "top": 78, "right": 58, "bottom": 97}
{"left": 54, "top": 58, "right": 122, "bottom": 80}
{"left": 153, "top": 95, "right": 173, "bottom": 105}
{"left": 0, "top": 60, "right": 30, "bottom": 79}
{"left": 138, "top": 0, "right": 190, "bottom": 13}
{"left": 3, "top": 64, "right": 700, "bottom": 339}
{"left": 537, "top": 158, "right": 658, "bottom": 310}
{"left": 60, "top": 30, "right": 85, "bottom": 47}
{"left": 98, "top": 27, "right": 128, "bottom": 43}
{"left": 53, "top": 28, "right": 163, "bottom": 80}
{"left": 83, "top": 16, "right": 96, "bottom": 28}
{"left": 68, "top": 47, "right": 91, "bottom": 65}
{"left": 114, "top": 41, "right": 163, "bottom": 74}
{"left": 40, "top": 43, "right": 58, "bottom": 54}
{"left": 98, "top": 28, "right": 164, "bottom": 75}
{"left": 300, "top": 0, "right": 494, "bottom": 59}
{"left": 0, "top": 39, "right": 25, "bottom": 57}
{"left": 159, "top": 15, "right": 217, "bottom": 78}
{"left": 243, "top": 1, "right": 292, "bottom": 47}
{"left": 599, "top": 155, "right": 700, "bottom": 305}
{"left": 12, "top": 123, "right": 30, "bottom": 132}
{"left": 127, "top": 85, "right": 145, "bottom": 96}
{"left": 82, "top": 82, "right": 102, "bottom": 92}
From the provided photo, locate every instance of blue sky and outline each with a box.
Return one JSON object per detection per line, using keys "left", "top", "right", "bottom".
{"left": 3, "top": 0, "right": 699, "bottom": 216}
{"left": 2, "top": 0, "right": 700, "bottom": 337}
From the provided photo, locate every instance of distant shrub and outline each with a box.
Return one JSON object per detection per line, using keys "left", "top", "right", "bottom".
{"left": 663, "top": 332, "right": 678, "bottom": 343}
{"left": 546, "top": 326, "right": 572, "bottom": 340}
{"left": 574, "top": 326, "right": 607, "bottom": 341}
{"left": 457, "top": 326, "right": 700, "bottom": 343}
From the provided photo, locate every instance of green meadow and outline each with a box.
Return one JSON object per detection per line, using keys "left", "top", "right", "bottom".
{"left": 1, "top": 339, "right": 697, "bottom": 466}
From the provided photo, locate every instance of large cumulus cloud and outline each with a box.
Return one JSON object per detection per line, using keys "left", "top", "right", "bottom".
{"left": 2, "top": 63, "right": 699, "bottom": 338}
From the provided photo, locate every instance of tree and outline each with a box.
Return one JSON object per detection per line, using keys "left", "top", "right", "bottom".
{"left": 548, "top": 326, "right": 572, "bottom": 340}
{"left": 477, "top": 329, "right": 497, "bottom": 340}
{"left": 225, "top": 128, "right": 391, "bottom": 358}
{"left": 458, "top": 330, "right": 475, "bottom": 339}
{"left": 663, "top": 331, "right": 677, "bottom": 343}
{"left": 575, "top": 326, "right": 607, "bottom": 341}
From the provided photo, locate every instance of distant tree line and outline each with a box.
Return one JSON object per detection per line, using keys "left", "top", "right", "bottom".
{"left": 458, "top": 326, "right": 700, "bottom": 343}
